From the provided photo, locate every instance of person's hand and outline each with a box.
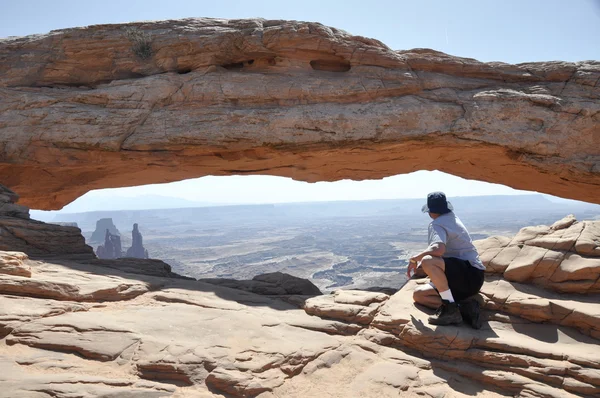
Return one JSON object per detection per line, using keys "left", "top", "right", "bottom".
{"left": 407, "top": 258, "right": 418, "bottom": 278}
{"left": 409, "top": 255, "right": 420, "bottom": 264}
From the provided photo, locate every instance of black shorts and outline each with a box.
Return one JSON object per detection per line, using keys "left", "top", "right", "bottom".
{"left": 443, "top": 257, "right": 485, "bottom": 301}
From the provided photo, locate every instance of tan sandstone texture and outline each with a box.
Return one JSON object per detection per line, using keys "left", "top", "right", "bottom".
{"left": 0, "top": 18, "right": 599, "bottom": 209}
{"left": 1, "top": 215, "right": 600, "bottom": 397}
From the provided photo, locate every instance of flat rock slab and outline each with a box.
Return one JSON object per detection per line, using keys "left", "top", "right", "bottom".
{"left": 0, "top": 254, "right": 161, "bottom": 301}
{"left": 259, "top": 342, "right": 506, "bottom": 398}
{"left": 0, "top": 346, "right": 177, "bottom": 398}
{"left": 304, "top": 291, "right": 387, "bottom": 325}
{"left": 2, "top": 270, "right": 352, "bottom": 396}
{"left": 0, "top": 295, "right": 87, "bottom": 337}
{"left": 332, "top": 289, "right": 389, "bottom": 305}
{"left": 481, "top": 276, "right": 600, "bottom": 339}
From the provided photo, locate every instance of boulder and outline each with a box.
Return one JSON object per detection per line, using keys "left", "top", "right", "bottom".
{"left": 200, "top": 272, "right": 322, "bottom": 296}
{"left": 368, "top": 278, "right": 600, "bottom": 397}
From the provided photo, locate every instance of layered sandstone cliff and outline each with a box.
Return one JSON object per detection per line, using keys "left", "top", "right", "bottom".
{"left": 0, "top": 185, "right": 94, "bottom": 259}
{"left": 1, "top": 215, "right": 599, "bottom": 397}
{"left": 0, "top": 18, "right": 598, "bottom": 209}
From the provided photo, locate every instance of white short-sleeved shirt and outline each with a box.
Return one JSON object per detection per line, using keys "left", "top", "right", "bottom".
{"left": 428, "top": 212, "right": 485, "bottom": 270}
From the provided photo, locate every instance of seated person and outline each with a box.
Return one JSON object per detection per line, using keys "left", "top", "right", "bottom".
{"left": 406, "top": 192, "right": 485, "bottom": 328}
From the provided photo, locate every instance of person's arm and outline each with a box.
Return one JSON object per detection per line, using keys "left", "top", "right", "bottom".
{"left": 406, "top": 224, "right": 447, "bottom": 277}
{"left": 410, "top": 242, "right": 447, "bottom": 263}
{"left": 407, "top": 243, "right": 446, "bottom": 277}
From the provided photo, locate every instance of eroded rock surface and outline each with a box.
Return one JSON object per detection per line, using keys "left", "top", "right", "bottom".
{"left": 0, "top": 185, "right": 95, "bottom": 259}
{"left": 0, "top": 185, "right": 29, "bottom": 220}
{"left": 0, "top": 19, "right": 599, "bottom": 209}
{"left": 2, "top": 216, "right": 600, "bottom": 397}
{"left": 475, "top": 215, "right": 600, "bottom": 293}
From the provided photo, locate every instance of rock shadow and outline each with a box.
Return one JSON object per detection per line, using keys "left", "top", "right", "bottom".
{"left": 21, "top": 257, "right": 326, "bottom": 313}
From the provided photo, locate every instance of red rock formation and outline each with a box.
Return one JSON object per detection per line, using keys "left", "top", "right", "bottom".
{"left": 0, "top": 19, "right": 598, "bottom": 209}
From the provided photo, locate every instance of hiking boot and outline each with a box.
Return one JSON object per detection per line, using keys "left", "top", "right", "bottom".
{"left": 428, "top": 300, "right": 463, "bottom": 326}
{"left": 459, "top": 298, "right": 482, "bottom": 330}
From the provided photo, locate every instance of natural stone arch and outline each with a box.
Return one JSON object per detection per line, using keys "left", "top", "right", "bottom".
{"left": 0, "top": 18, "right": 598, "bottom": 209}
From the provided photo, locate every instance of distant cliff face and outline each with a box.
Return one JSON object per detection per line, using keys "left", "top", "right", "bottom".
{"left": 0, "top": 18, "right": 598, "bottom": 209}
{"left": 90, "top": 218, "right": 120, "bottom": 243}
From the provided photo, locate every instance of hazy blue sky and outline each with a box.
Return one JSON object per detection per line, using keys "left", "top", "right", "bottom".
{"left": 58, "top": 171, "right": 531, "bottom": 212}
{"left": 3, "top": 1, "right": 599, "bottom": 209}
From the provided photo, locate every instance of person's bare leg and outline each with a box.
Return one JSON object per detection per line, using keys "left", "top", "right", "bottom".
{"left": 420, "top": 255, "right": 449, "bottom": 292}
{"left": 419, "top": 255, "right": 462, "bottom": 325}
{"left": 413, "top": 284, "right": 442, "bottom": 309}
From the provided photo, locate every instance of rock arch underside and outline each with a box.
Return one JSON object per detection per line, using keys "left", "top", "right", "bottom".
{"left": 0, "top": 18, "right": 599, "bottom": 209}
{"left": 1, "top": 18, "right": 600, "bottom": 398}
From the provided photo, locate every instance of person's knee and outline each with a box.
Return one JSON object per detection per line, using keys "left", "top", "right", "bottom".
{"left": 420, "top": 255, "right": 442, "bottom": 273}
{"left": 412, "top": 285, "right": 431, "bottom": 303}
{"left": 413, "top": 288, "right": 424, "bottom": 304}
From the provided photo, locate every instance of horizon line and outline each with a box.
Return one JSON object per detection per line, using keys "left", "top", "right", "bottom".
{"left": 31, "top": 192, "right": 562, "bottom": 215}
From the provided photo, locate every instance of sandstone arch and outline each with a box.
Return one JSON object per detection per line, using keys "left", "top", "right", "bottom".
{"left": 0, "top": 18, "right": 598, "bottom": 209}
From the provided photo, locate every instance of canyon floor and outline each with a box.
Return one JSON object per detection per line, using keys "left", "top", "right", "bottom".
{"left": 48, "top": 194, "right": 600, "bottom": 293}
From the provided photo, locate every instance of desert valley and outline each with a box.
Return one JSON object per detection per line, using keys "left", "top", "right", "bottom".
{"left": 39, "top": 194, "right": 600, "bottom": 293}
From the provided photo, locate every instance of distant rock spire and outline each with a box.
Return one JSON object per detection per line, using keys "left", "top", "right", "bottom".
{"left": 96, "top": 229, "right": 123, "bottom": 259}
{"left": 126, "top": 223, "right": 149, "bottom": 259}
